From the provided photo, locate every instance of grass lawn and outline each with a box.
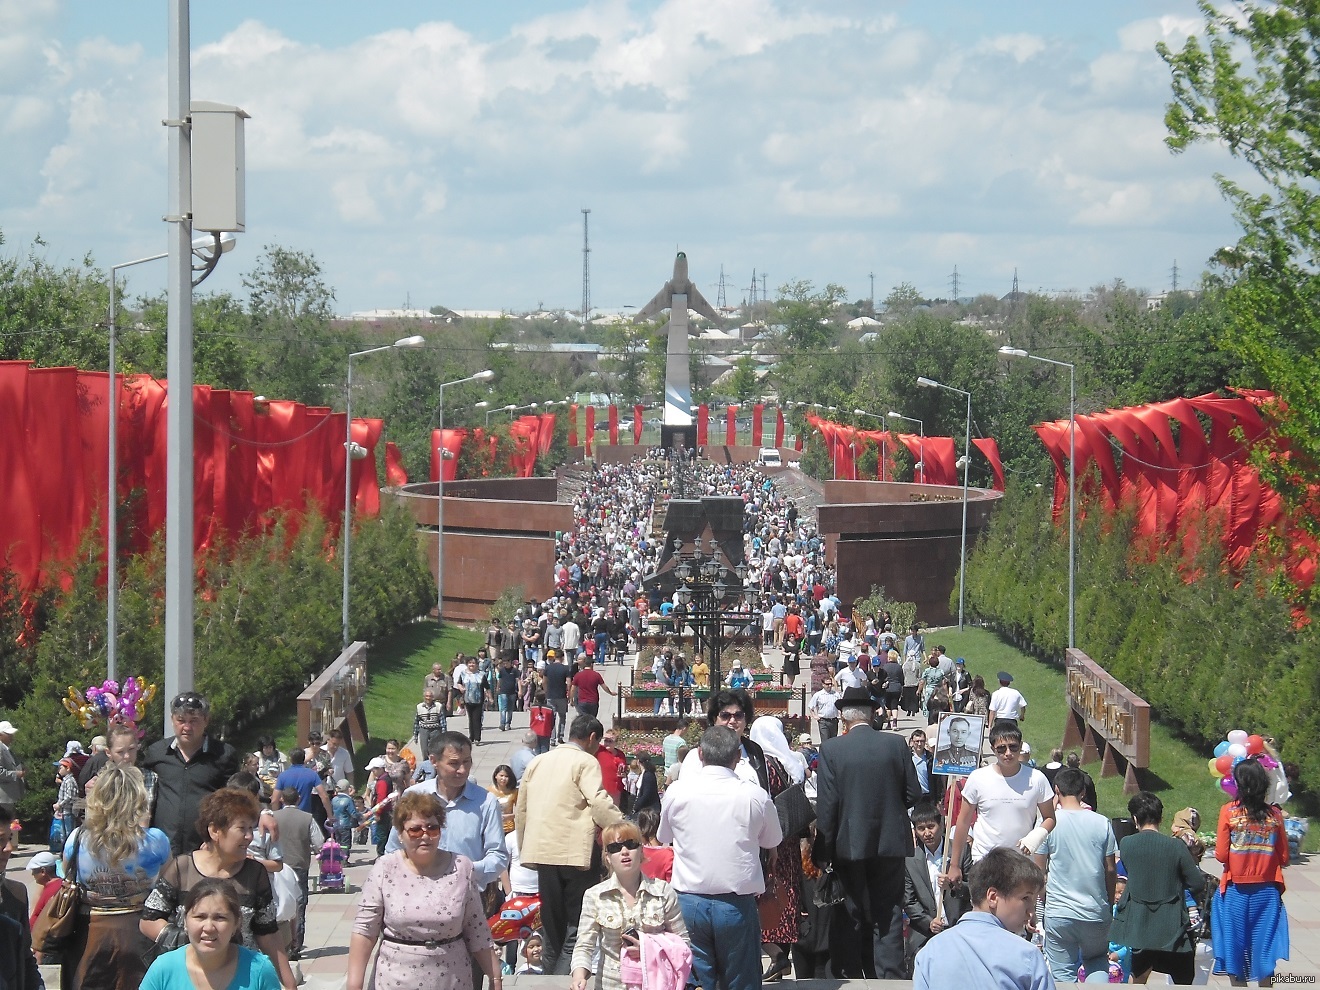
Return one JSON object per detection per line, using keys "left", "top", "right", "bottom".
{"left": 229, "top": 622, "right": 484, "bottom": 783}
{"left": 934, "top": 628, "right": 1315, "bottom": 850}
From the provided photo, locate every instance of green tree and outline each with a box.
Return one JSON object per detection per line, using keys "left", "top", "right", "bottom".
{"left": 728, "top": 356, "right": 760, "bottom": 403}
{"left": 0, "top": 234, "right": 107, "bottom": 368}
{"left": 242, "top": 245, "right": 357, "bottom": 406}
{"left": 775, "top": 280, "right": 846, "bottom": 352}
{"left": 884, "top": 281, "right": 923, "bottom": 315}
{"left": 1159, "top": 1, "right": 1320, "bottom": 533}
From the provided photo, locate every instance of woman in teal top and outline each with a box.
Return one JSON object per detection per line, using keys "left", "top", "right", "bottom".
{"left": 141, "top": 878, "right": 282, "bottom": 990}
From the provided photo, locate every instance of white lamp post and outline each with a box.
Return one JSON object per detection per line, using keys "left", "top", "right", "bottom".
{"left": 887, "top": 410, "right": 925, "bottom": 484}
{"left": 852, "top": 407, "right": 889, "bottom": 481}
{"left": 916, "top": 376, "right": 972, "bottom": 631}
{"left": 436, "top": 370, "right": 495, "bottom": 624}
{"left": 487, "top": 403, "right": 517, "bottom": 426}
{"left": 510, "top": 401, "right": 540, "bottom": 420}
{"left": 999, "top": 345, "right": 1076, "bottom": 649}
{"left": 105, "top": 232, "right": 235, "bottom": 680}
{"left": 341, "top": 335, "right": 425, "bottom": 648}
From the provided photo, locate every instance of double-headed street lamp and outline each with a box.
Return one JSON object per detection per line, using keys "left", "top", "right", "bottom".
{"left": 105, "top": 233, "right": 235, "bottom": 680}
{"left": 887, "top": 410, "right": 925, "bottom": 484}
{"left": 916, "top": 376, "right": 971, "bottom": 631}
{"left": 341, "top": 336, "right": 426, "bottom": 648}
{"left": 509, "top": 401, "right": 540, "bottom": 419}
{"left": 486, "top": 404, "right": 517, "bottom": 426}
{"left": 1000, "top": 346, "right": 1076, "bottom": 649}
{"left": 437, "top": 370, "right": 496, "bottom": 624}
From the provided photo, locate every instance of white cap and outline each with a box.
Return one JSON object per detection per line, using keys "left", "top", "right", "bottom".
{"left": 0, "top": 721, "right": 17, "bottom": 735}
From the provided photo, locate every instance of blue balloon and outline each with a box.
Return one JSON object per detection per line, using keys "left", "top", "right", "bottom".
{"left": 1214, "top": 741, "right": 1230, "bottom": 757}
{"left": 1233, "top": 755, "right": 1246, "bottom": 766}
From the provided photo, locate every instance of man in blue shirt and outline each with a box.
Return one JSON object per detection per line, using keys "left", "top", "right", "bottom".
{"left": 383, "top": 731, "right": 507, "bottom": 888}
{"left": 914, "top": 847, "right": 1055, "bottom": 990}
{"left": 272, "top": 747, "right": 333, "bottom": 823}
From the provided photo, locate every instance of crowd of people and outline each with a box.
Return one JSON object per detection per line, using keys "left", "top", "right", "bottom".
{"left": 0, "top": 453, "right": 1297, "bottom": 990}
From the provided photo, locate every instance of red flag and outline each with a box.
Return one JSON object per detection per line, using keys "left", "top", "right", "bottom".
{"left": 697, "top": 404, "right": 709, "bottom": 446}
{"left": 569, "top": 404, "right": 579, "bottom": 446}
{"left": 774, "top": 409, "right": 785, "bottom": 448}
{"left": 608, "top": 404, "right": 619, "bottom": 445}
{"left": 752, "top": 403, "right": 764, "bottom": 447}
{"left": 971, "top": 437, "right": 1005, "bottom": 492}
{"left": 585, "top": 405, "right": 595, "bottom": 456}
{"left": 633, "top": 404, "right": 644, "bottom": 445}
{"left": 385, "top": 442, "right": 408, "bottom": 485}
{"left": 726, "top": 406, "right": 738, "bottom": 446}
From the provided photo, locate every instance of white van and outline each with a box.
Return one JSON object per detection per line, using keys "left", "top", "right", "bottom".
{"left": 758, "top": 448, "right": 782, "bottom": 467}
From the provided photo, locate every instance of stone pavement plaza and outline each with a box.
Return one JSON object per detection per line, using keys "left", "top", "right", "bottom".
{"left": 10, "top": 654, "right": 1320, "bottom": 987}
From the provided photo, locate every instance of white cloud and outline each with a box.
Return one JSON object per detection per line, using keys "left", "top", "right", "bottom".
{"left": 0, "top": 1, "right": 1247, "bottom": 310}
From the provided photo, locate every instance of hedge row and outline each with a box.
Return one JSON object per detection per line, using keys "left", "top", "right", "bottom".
{"left": 963, "top": 483, "right": 1320, "bottom": 794}
{"left": 7, "top": 500, "right": 434, "bottom": 832}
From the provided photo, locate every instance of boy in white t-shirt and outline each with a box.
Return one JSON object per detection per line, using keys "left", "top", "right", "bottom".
{"left": 943, "top": 721, "right": 1055, "bottom": 889}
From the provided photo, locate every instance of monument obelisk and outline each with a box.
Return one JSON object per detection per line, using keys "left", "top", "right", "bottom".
{"left": 636, "top": 251, "right": 723, "bottom": 449}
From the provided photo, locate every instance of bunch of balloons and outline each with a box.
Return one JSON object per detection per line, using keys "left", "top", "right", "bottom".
{"left": 62, "top": 677, "right": 159, "bottom": 733}
{"left": 1207, "top": 729, "right": 1290, "bottom": 804}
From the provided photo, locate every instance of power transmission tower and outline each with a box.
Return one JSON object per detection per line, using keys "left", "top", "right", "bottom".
{"left": 716, "top": 265, "right": 728, "bottom": 309}
{"left": 749, "top": 269, "right": 759, "bottom": 310}
{"left": 761, "top": 272, "right": 768, "bottom": 303}
{"left": 1171, "top": 259, "right": 1179, "bottom": 292}
{"left": 949, "top": 265, "right": 960, "bottom": 302}
{"left": 869, "top": 272, "right": 875, "bottom": 309}
{"left": 580, "top": 208, "right": 591, "bottom": 331}
{"left": 1012, "top": 268, "right": 1019, "bottom": 296}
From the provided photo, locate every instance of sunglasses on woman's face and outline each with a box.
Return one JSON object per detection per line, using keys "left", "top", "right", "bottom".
{"left": 605, "top": 839, "right": 641, "bottom": 854}
{"left": 404, "top": 823, "right": 442, "bottom": 838}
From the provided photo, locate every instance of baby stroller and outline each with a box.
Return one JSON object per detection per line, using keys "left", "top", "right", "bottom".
{"left": 314, "top": 837, "right": 350, "bottom": 894}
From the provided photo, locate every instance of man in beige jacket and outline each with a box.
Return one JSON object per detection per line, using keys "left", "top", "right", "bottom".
{"left": 515, "top": 713, "right": 623, "bottom": 974}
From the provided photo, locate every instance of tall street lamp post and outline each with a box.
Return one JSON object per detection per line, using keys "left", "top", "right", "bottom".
{"left": 916, "top": 376, "right": 971, "bottom": 631}
{"left": 106, "top": 233, "right": 235, "bottom": 680}
{"left": 1000, "top": 346, "right": 1076, "bottom": 649}
{"left": 436, "top": 370, "right": 495, "bottom": 624}
{"left": 342, "top": 336, "right": 425, "bottom": 648}
{"left": 886, "top": 410, "right": 924, "bottom": 484}
{"left": 852, "top": 408, "right": 889, "bottom": 481}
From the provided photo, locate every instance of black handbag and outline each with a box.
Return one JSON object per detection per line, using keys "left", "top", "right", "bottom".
{"left": 813, "top": 866, "right": 846, "bottom": 907}
{"left": 772, "top": 781, "right": 816, "bottom": 840}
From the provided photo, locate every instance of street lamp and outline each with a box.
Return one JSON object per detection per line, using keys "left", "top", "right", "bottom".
{"left": 852, "top": 408, "right": 889, "bottom": 481}
{"left": 105, "top": 232, "right": 235, "bottom": 680}
{"left": 341, "top": 335, "right": 426, "bottom": 648}
{"left": 437, "top": 370, "right": 495, "bottom": 624}
{"left": 887, "top": 410, "right": 925, "bottom": 484}
{"left": 510, "top": 401, "right": 540, "bottom": 420}
{"left": 487, "top": 403, "right": 517, "bottom": 426}
{"left": 916, "top": 376, "right": 972, "bottom": 631}
{"left": 999, "top": 345, "right": 1076, "bottom": 649}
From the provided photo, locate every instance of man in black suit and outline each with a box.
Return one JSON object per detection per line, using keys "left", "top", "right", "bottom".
{"left": 812, "top": 686, "right": 921, "bottom": 979}
{"left": 903, "top": 802, "right": 972, "bottom": 970}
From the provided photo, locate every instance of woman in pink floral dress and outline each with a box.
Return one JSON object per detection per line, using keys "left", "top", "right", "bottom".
{"left": 348, "top": 791, "right": 499, "bottom": 990}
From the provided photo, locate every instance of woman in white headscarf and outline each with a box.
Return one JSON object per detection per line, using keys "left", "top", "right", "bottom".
{"left": 749, "top": 717, "right": 806, "bottom": 786}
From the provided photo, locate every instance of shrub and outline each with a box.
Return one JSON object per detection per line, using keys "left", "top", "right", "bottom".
{"left": 490, "top": 585, "right": 526, "bottom": 626}
{"left": 851, "top": 585, "right": 917, "bottom": 636}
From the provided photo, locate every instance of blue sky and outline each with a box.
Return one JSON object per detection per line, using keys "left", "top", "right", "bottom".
{"left": 2, "top": 1, "right": 1249, "bottom": 314}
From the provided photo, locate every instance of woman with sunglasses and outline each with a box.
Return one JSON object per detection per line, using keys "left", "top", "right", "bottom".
{"left": 348, "top": 791, "right": 499, "bottom": 990}
{"left": 570, "top": 822, "right": 688, "bottom": 990}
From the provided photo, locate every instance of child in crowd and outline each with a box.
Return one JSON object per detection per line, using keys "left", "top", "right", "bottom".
{"left": 331, "top": 779, "right": 360, "bottom": 860}
{"left": 914, "top": 847, "right": 1054, "bottom": 990}
{"left": 517, "top": 932, "right": 544, "bottom": 974}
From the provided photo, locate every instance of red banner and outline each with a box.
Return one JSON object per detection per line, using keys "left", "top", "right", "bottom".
{"left": 608, "top": 404, "right": 619, "bottom": 445}
{"left": 585, "top": 405, "right": 595, "bottom": 456}
{"left": 633, "top": 404, "right": 643, "bottom": 445}
{"left": 971, "top": 437, "right": 1005, "bottom": 491}
{"left": 774, "top": 409, "right": 785, "bottom": 449}
{"left": 726, "top": 406, "right": 738, "bottom": 446}
{"left": 568, "top": 404, "right": 579, "bottom": 446}
{"left": 697, "top": 404, "right": 709, "bottom": 447}
{"left": 752, "top": 403, "right": 764, "bottom": 447}
{"left": 384, "top": 442, "right": 408, "bottom": 485}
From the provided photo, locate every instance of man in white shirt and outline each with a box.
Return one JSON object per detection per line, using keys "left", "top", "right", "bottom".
{"left": 836, "top": 656, "right": 867, "bottom": 693}
{"left": 988, "top": 671, "right": 1028, "bottom": 724}
{"left": 659, "top": 725, "right": 783, "bottom": 990}
{"left": 944, "top": 721, "right": 1055, "bottom": 889}
{"left": 559, "top": 615, "right": 582, "bottom": 660}
{"left": 808, "top": 678, "right": 840, "bottom": 741}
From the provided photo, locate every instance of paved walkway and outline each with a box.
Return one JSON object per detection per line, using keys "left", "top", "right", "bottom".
{"left": 12, "top": 649, "right": 1319, "bottom": 987}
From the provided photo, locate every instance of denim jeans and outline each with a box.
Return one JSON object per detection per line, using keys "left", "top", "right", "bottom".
{"left": 499, "top": 692, "right": 517, "bottom": 729}
{"left": 677, "top": 892, "right": 762, "bottom": 990}
{"left": 292, "top": 866, "right": 310, "bottom": 952}
{"left": 1043, "top": 916, "right": 1113, "bottom": 985}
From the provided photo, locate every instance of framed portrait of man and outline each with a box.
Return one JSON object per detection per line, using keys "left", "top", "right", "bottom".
{"left": 932, "top": 711, "right": 985, "bottom": 775}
